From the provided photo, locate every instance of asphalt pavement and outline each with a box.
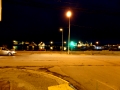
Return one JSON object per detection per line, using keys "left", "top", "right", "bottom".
{"left": 0, "top": 55, "right": 76, "bottom": 90}
{"left": 0, "top": 53, "right": 120, "bottom": 90}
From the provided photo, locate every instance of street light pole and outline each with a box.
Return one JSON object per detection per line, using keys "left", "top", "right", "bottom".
{"left": 68, "top": 17, "right": 70, "bottom": 54}
{"left": 62, "top": 30, "right": 63, "bottom": 51}
{"left": 60, "top": 28, "right": 63, "bottom": 51}
{"left": 66, "top": 11, "right": 72, "bottom": 54}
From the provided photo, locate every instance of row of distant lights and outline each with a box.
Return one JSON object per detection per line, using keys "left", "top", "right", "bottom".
{"left": 13, "top": 40, "right": 66, "bottom": 44}
{"left": 50, "top": 41, "right": 66, "bottom": 44}
{"left": 50, "top": 41, "right": 99, "bottom": 44}
{"left": 13, "top": 40, "right": 99, "bottom": 45}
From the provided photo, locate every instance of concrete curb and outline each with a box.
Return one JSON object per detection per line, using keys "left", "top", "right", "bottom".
{"left": 48, "top": 84, "right": 76, "bottom": 90}
{"left": 26, "top": 70, "right": 76, "bottom": 90}
{"left": 0, "top": 68, "right": 76, "bottom": 90}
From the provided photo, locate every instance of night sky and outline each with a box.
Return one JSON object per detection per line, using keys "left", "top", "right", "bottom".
{"left": 1, "top": 0, "right": 120, "bottom": 45}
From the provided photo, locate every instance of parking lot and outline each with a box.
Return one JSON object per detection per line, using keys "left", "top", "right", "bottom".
{"left": 0, "top": 53, "right": 120, "bottom": 90}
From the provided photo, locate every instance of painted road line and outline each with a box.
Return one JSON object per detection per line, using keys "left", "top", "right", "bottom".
{"left": 48, "top": 84, "right": 75, "bottom": 90}
{"left": 96, "top": 80, "right": 117, "bottom": 90}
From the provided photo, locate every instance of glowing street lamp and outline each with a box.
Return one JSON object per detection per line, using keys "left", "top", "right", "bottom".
{"left": 50, "top": 41, "right": 53, "bottom": 44}
{"left": 64, "top": 41, "right": 66, "bottom": 44}
{"left": 96, "top": 41, "right": 99, "bottom": 45}
{"left": 60, "top": 28, "right": 63, "bottom": 32}
{"left": 60, "top": 28, "right": 63, "bottom": 51}
{"left": 66, "top": 11, "right": 72, "bottom": 54}
{"left": 13, "top": 40, "right": 16, "bottom": 43}
{"left": 78, "top": 41, "right": 81, "bottom": 44}
{"left": 66, "top": 11, "right": 72, "bottom": 17}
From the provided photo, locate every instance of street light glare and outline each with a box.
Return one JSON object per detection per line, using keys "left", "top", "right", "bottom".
{"left": 64, "top": 41, "right": 66, "bottom": 44}
{"left": 96, "top": 41, "right": 99, "bottom": 44}
{"left": 60, "top": 28, "right": 63, "bottom": 31}
{"left": 66, "top": 11, "right": 72, "bottom": 17}
{"left": 50, "top": 41, "right": 53, "bottom": 44}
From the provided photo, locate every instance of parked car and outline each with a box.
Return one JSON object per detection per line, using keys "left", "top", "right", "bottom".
{"left": 0, "top": 47, "right": 16, "bottom": 56}
{"left": 109, "top": 46, "right": 119, "bottom": 51}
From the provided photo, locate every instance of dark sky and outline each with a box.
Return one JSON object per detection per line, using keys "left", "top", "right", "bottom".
{"left": 1, "top": 0, "right": 120, "bottom": 45}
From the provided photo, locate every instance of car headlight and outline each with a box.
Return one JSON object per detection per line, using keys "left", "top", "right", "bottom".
{"left": 11, "top": 51, "right": 16, "bottom": 54}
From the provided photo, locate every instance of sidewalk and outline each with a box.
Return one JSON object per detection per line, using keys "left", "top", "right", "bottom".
{"left": 0, "top": 68, "right": 75, "bottom": 90}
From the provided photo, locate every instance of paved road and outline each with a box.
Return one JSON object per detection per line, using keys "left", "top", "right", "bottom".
{"left": 0, "top": 54, "right": 120, "bottom": 90}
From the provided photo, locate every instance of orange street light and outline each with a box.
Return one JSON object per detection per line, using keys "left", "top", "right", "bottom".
{"left": 66, "top": 11, "right": 72, "bottom": 17}
{"left": 60, "top": 28, "right": 63, "bottom": 32}
{"left": 96, "top": 41, "right": 99, "bottom": 46}
{"left": 50, "top": 41, "right": 53, "bottom": 44}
